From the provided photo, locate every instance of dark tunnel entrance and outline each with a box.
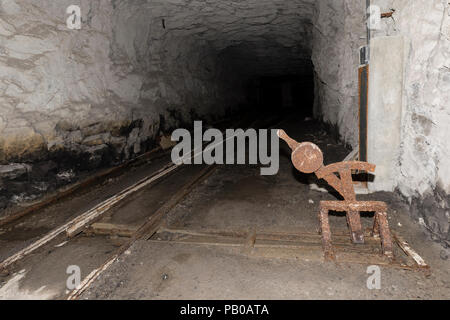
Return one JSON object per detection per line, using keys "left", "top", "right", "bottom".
{"left": 217, "top": 42, "right": 316, "bottom": 122}
{"left": 245, "top": 74, "right": 315, "bottom": 118}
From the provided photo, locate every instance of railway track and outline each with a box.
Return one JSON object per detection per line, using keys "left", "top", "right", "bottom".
{"left": 0, "top": 114, "right": 283, "bottom": 299}
{"left": 0, "top": 156, "right": 204, "bottom": 298}
{"left": 67, "top": 164, "right": 217, "bottom": 299}
{"left": 2, "top": 113, "right": 426, "bottom": 300}
{"left": 0, "top": 114, "right": 431, "bottom": 300}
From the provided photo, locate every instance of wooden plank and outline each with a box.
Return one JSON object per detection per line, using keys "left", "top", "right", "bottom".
{"left": 86, "top": 223, "right": 138, "bottom": 238}
{"left": 343, "top": 148, "right": 359, "bottom": 162}
{"left": 358, "top": 63, "right": 369, "bottom": 162}
{"left": 149, "top": 239, "right": 243, "bottom": 248}
{"left": 157, "top": 227, "right": 248, "bottom": 239}
{"left": 392, "top": 232, "right": 429, "bottom": 269}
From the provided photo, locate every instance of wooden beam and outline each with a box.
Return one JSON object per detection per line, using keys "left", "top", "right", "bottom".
{"left": 85, "top": 223, "right": 138, "bottom": 238}
{"left": 392, "top": 232, "right": 429, "bottom": 269}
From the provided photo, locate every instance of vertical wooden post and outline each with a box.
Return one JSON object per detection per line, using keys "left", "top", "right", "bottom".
{"left": 358, "top": 65, "right": 369, "bottom": 162}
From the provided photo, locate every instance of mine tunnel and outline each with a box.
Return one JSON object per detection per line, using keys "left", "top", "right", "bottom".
{"left": 0, "top": 0, "right": 449, "bottom": 300}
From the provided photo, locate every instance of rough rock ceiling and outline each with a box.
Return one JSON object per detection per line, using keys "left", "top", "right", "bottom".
{"left": 122, "top": 0, "right": 316, "bottom": 77}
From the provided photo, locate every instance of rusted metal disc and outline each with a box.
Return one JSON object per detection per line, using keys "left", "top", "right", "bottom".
{"left": 291, "top": 142, "right": 324, "bottom": 173}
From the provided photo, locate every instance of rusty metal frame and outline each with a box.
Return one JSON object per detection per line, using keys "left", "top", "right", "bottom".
{"left": 278, "top": 130, "right": 393, "bottom": 260}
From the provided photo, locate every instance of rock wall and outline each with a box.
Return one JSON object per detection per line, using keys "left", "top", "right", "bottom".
{"left": 311, "top": 0, "right": 366, "bottom": 148}
{"left": 379, "top": 0, "right": 449, "bottom": 246}
{"left": 0, "top": 0, "right": 244, "bottom": 167}
{"left": 0, "top": 0, "right": 316, "bottom": 167}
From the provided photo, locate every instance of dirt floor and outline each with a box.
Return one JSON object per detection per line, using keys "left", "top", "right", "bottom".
{"left": 0, "top": 116, "right": 449, "bottom": 300}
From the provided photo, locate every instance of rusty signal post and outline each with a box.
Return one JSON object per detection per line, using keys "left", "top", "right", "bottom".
{"left": 278, "top": 129, "right": 393, "bottom": 260}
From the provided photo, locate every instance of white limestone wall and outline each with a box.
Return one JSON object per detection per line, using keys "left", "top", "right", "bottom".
{"left": 370, "top": 0, "right": 450, "bottom": 197}
{"left": 371, "top": 0, "right": 449, "bottom": 243}
{"left": 312, "top": 0, "right": 367, "bottom": 148}
{"left": 0, "top": 0, "right": 246, "bottom": 164}
{"left": 0, "top": 0, "right": 317, "bottom": 165}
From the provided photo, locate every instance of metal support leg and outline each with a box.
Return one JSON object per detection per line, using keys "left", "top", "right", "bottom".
{"left": 372, "top": 212, "right": 380, "bottom": 238}
{"left": 319, "top": 207, "right": 335, "bottom": 260}
{"left": 347, "top": 210, "right": 365, "bottom": 244}
{"left": 376, "top": 211, "right": 393, "bottom": 258}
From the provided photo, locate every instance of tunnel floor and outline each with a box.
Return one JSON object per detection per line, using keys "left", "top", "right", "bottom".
{"left": 0, "top": 113, "right": 449, "bottom": 299}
